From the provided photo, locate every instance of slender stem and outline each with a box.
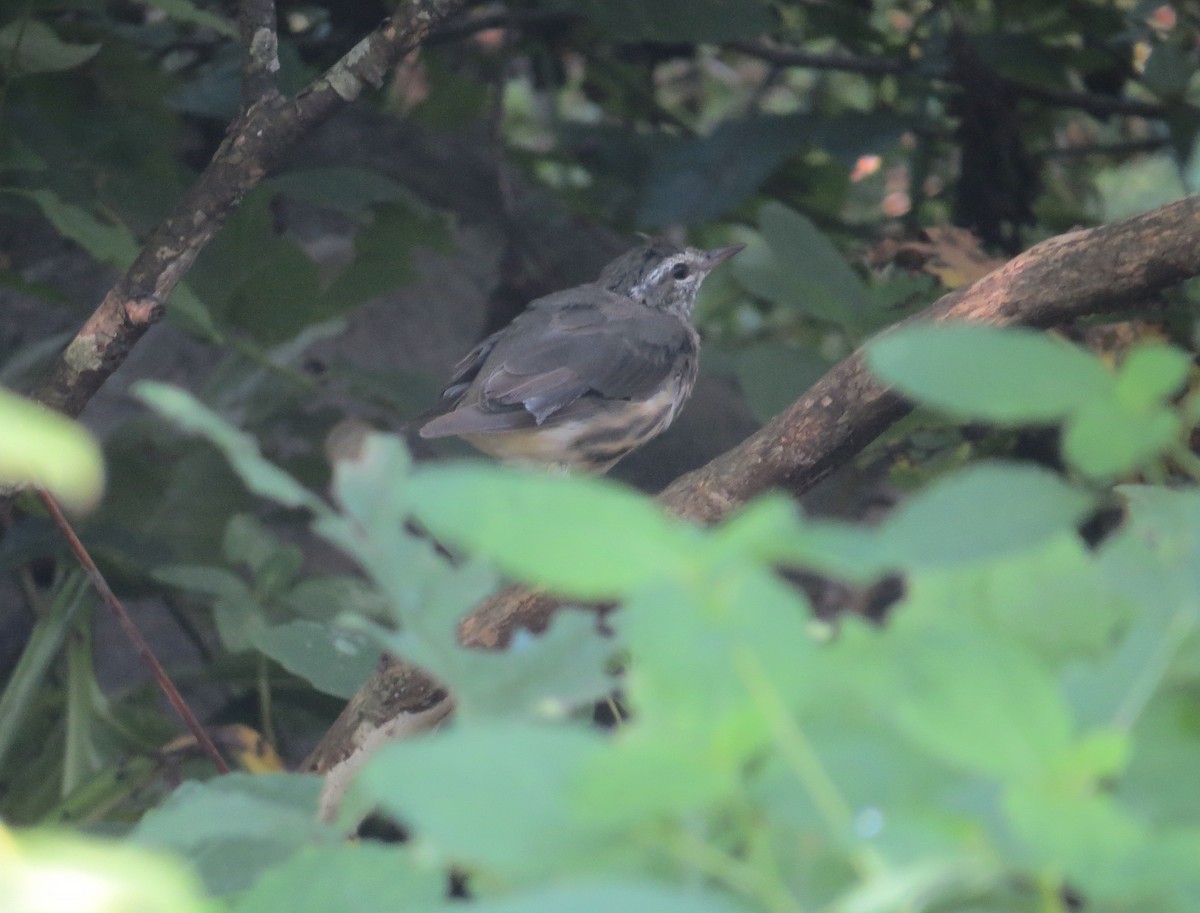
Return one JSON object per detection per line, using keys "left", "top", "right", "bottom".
{"left": 37, "top": 488, "right": 230, "bottom": 774}
{"left": 668, "top": 827, "right": 806, "bottom": 913}
{"left": 1110, "top": 610, "right": 1194, "bottom": 732}
{"left": 257, "top": 654, "right": 277, "bottom": 748}
{"left": 735, "top": 648, "right": 886, "bottom": 879}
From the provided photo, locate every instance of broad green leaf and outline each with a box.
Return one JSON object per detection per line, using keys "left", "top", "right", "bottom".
{"left": 444, "top": 612, "right": 619, "bottom": 722}
{"left": 619, "top": 569, "right": 813, "bottom": 750}
{"left": 713, "top": 495, "right": 891, "bottom": 583}
{"left": 133, "top": 773, "right": 330, "bottom": 896}
{"left": 1115, "top": 344, "right": 1192, "bottom": 409}
{"left": 1099, "top": 485, "right": 1200, "bottom": 614}
{"left": 264, "top": 168, "right": 414, "bottom": 223}
{"left": 1063, "top": 609, "right": 1197, "bottom": 731}
{"left": 234, "top": 843, "right": 444, "bottom": 913}
{"left": 0, "top": 830, "right": 211, "bottom": 913}
{"left": 1115, "top": 692, "right": 1200, "bottom": 827}
{"left": 881, "top": 462, "right": 1093, "bottom": 567}
{"left": 883, "top": 621, "right": 1074, "bottom": 780}
{"left": 1141, "top": 44, "right": 1196, "bottom": 99}
{"left": 406, "top": 463, "right": 695, "bottom": 599}
{"left": 576, "top": 725, "right": 741, "bottom": 826}
{"left": 153, "top": 564, "right": 251, "bottom": 602}
{"left": 251, "top": 620, "right": 377, "bottom": 699}
{"left": 15, "top": 189, "right": 139, "bottom": 268}
{"left": 353, "top": 723, "right": 613, "bottom": 879}
{"left": 0, "top": 386, "right": 104, "bottom": 511}
{"left": 282, "top": 574, "right": 391, "bottom": 622}
{"left": 1004, "top": 777, "right": 1142, "bottom": 882}
{"left": 735, "top": 201, "right": 872, "bottom": 324}
{"left": 1063, "top": 397, "right": 1180, "bottom": 478}
{"left": 639, "top": 117, "right": 808, "bottom": 226}
{"left": 133, "top": 382, "right": 328, "bottom": 516}
{"left": 867, "top": 324, "right": 1112, "bottom": 422}
{"left": 0, "top": 20, "right": 100, "bottom": 74}
{"left": 906, "top": 534, "right": 1130, "bottom": 661}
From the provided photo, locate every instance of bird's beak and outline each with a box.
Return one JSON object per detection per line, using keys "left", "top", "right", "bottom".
{"left": 703, "top": 243, "right": 746, "bottom": 267}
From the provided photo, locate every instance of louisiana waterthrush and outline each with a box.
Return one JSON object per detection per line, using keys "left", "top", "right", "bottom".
{"left": 416, "top": 240, "right": 744, "bottom": 473}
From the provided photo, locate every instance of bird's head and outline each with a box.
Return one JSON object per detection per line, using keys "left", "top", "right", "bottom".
{"left": 598, "top": 240, "right": 745, "bottom": 317}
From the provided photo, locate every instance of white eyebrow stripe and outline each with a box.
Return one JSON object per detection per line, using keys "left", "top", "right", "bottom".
{"left": 628, "top": 256, "right": 681, "bottom": 299}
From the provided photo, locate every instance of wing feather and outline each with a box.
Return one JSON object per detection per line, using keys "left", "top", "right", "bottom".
{"left": 419, "top": 289, "right": 695, "bottom": 438}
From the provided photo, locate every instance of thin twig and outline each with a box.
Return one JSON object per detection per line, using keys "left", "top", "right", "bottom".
{"left": 1008, "top": 79, "right": 1169, "bottom": 119}
{"left": 37, "top": 488, "right": 231, "bottom": 775}
{"left": 727, "top": 40, "right": 910, "bottom": 76}
{"left": 727, "top": 39, "right": 1183, "bottom": 122}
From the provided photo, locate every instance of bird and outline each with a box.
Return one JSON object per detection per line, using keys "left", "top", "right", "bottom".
{"left": 415, "top": 239, "right": 745, "bottom": 474}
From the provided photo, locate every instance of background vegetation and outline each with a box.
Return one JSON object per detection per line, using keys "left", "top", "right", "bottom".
{"left": 2, "top": 1, "right": 1200, "bottom": 912}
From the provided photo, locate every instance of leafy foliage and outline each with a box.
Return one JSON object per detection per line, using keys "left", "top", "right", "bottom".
{"left": 3, "top": 1, "right": 1200, "bottom": 912}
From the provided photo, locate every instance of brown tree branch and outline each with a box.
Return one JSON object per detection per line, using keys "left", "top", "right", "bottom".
{"left": 31, "top": 0, "right": 466, "bottom": 419}
{"left": 304, "top": 193, "right": 1200, "bottom": 774}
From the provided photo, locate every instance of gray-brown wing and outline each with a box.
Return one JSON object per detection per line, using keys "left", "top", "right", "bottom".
{"left": 419, "top": 292, "right": 694, "bottom": 438}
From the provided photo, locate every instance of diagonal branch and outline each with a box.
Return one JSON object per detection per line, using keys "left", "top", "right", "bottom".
{"left": 32, "top": 0, "right": 466, "bottom": 420}
{"left": 304, "top": 193, "right": 1200, "bottom": 773}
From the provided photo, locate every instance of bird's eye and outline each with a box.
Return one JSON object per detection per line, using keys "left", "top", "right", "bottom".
{"left": 671, "top": 263, "right": 690, "bottom": 280}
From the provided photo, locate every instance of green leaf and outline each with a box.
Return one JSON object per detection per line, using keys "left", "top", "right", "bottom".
{"left": 264, "top": 168, "right": 414, "bottom": 222}
{"left": 0, "top": 573, "right": 88, "bottom": 773}
{"left": 15, "top": 189, "right": 139, "bottom": 268}
{"left": 0, "top": 20, "right": 100, "bottom": 74}
{"left": 867, "top": 324, "right": 1112, "bottom": 422}
{"left": 235, "top": 843, "right": 445, "bottom": 913}
{"left": 133, "top": 382, "right": 328, "bottom": 516}
{"left": 1141, "top": 44, "right": 1196, "bottom": 99}
{"left": 639, "top": 117, "right": 808, "bottom": 226}
{"left": 881, "top": 462, "right": 1093, "bottom": 567}
{"left": 713, "top": 495, "right": 891, "bottom": 583}
{"left": 1102, "top": 486, "right": 1200, "bottom": 612}
{"left": 735, "top": 201, "right": 872, "bottom": 324}
{"left": 907, "top": 534, "right": 1129, "bottom": 661}
{"left": 144, "top": 0, "right": 237, "bottom": 38}
{"left": 1115, "top": 344, "right": 1192, "bottom": 409}
{"left": 1, "top": 831, "right": 211, "bottom": 913}
{"left": 133, "top": 773, "right": 331, "bottom": 896}
{"left": 251, "top": 619, "right": 377, "bottom": 699}
{"left": 1063, "top": 397, "right": 1181, "bottom": 478}
{"left": 445, "top": 612, "right": 619, "bottom": 722}
{"left": 618, "top": 569, "right": 814, "bottom": 752}
{"left": 352, "top": 723, "right": 612, "bottom": 879}
{"left": 0, "top": 386, "right": 104, "bottom": 511}
{"left": 884, "top": 621, "right": 1074, "bottom": 780}
{"left": 406, "top": 463, "right": 696, "bottom": 599}
{"left": 152, "top": 564, "right": 249, "bottom": 601}
{"left": 1004, "top": 777, "right": 1142, "bottom": 880}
